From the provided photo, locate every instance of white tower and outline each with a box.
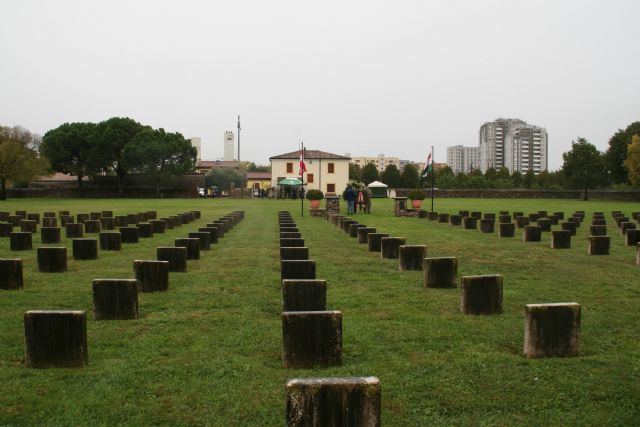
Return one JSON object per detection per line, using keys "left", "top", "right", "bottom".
{"left": 190, "top": 137, "right": 202, "bottom": 162}
{"left": 224, "top": 131, "right": 235, "bottom": 161}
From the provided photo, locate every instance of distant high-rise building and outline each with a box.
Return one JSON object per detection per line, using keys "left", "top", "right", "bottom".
{"left": 224, "top": 131, "right": 235, "bottom": 161}
{"left": 478, "top": 118, "right": 547, "bottom": 174}
{"left": 447, "top": 145, "right": 479, "bottom": 174}
{"left": 190, "top": 137, "right": 202, "bottom": 162}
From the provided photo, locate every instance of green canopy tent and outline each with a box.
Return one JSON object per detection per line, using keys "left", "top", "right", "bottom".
{"left": 278, "top": 177, "right": 303, "bottom": 186}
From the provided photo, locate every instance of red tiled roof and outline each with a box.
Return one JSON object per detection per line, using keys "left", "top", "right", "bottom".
{"left": 269, "top": 150, "right": 350, "bottom": 160}
{"left": 246, "top": 172, "right": 272, "bottom": 179}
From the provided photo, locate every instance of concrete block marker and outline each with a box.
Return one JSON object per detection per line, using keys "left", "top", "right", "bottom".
{"left": 367, "top": 233, "right": 389, "bottom": 252}
{"left": 588, "top": 236, "right": 610, "bottom": 255}
{"left": 188, "top": 232, "right": 211, "bottom": 251}
{"left": 0, "top": 258, "right": 23, "bottom": 289}
{"left": 523, "top": 225, "right": 542, "bottom": 242}
{"left": 99, "top": 232, "right": 122, "bottom": 251}
{"left": 41, "top": 227, "right": 61, "bottom": 244}
{"left": 282, "top": 280, "right": 327, "bottom": 311}
{"left": 10, "top": 232, "right": 32, "bottom": 250}
{"left": 24, "top": 310, "right": 88, "bottom": 368}
{"left": 175, "top": 238, "right": 200, "bottom": 260}
{"left": 134, "top": 260, "right": 169, "bottom": 292}
{"left": 499, "top": 223, "right": 515, "bottom": 238}
{"left": 37, "top": 247, "right": 67, "bottom": 272}
{"left": 551, "top": 230, "right": 571, "bottom": 249}
{"left": 72, "top": 238, "right": 98, "bottom": 260}
{"left": 381, "top": 237, "right": 406, "bottom": 259}
{"left": 399, "top": 245, "right": 426, "bottom": 271}
{"left": 357, "top": 227, "right": 376, "bottom": 244}
{"left": 286, "top": 377, "right": 381, "bottom": 427}
{"left": 423, "top": 257, "right": 457, "bottom": 288}
{"left": 280, "top": 247, "right": 309, "bottom": 261}
{"left": 119, "top": 227, "right": 139, "bottom": 244}
{"left": 157, "top": 247, "right": 187, "bottom": 272}
{"left": 281, "top": 260, "right": 316, "bottom": 281}
{"left": 92, "top": 279, "right": 139, "bottom": 320}
{"left": 460, "top": 275, "right": 503, "bottom": 315}
{"left": 281, "top": 310, "right": 342, "bottom": 368}
{"left": 524, "top": 303, "right": 581, "bottom": 358}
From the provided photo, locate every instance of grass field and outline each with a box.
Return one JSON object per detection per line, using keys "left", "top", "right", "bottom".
{"left": 1, "top": 197, "right": 639, "bottom": 426}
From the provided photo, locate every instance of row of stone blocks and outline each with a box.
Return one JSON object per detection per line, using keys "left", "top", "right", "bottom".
{"left": 0, "top": 210, "right": 210, "bottom": 227}
{"left": 278, "top": 211, "right": 343, "bottom": 371}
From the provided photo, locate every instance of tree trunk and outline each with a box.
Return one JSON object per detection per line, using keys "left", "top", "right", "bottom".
{"left": 0, "top": 177, "right": 6, "bottom": 200}
{"left": 77, "top": 174, "right": 84, "bottom": 197}
{"left": 117, "top": 169, "right": 124, "bottom": 197}
{"left": 584, "top": 185, "right": 589, "bottom": 201}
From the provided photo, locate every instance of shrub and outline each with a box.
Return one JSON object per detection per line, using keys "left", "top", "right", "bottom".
{"left": 305, "top": 189, "right": 324, "bottom": 200}
{"left": 407, "top": 189, "right": 425, "bottom": 200}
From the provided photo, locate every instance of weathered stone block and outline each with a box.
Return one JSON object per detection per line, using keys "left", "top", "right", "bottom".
{"left": 499, "top": 214, "right": 512, "bottom": 223}
{"left": 10, "top": 232, "right": 32, "bottom": 250}
{"left": 349, "top": 223, "right": 365, "bottom": 238}
{"left": 524, "top": 303, "right": 581, "bottom": 358}
{"left": 281, "top": 232, "right": 302, "bottom": 239}
{"left": 357, "top": 227, "right": 376, "bottom": 244}
{"left": 620, "top": 221, "right": 636, "bottom": 237}
{"left": 161, "top": 217, "right": 175, "bottom": 229}
{"left": 282, "top": 279, "right": 326, "bottom": 311}
{"left": 399, "top": 245, "right": 426, "bottom": 271}
{"left": 281, "top": 238, "right": 304, "bottom": 248}
{"left": 367, "top": 233, "right": 388, "bottom": 252}
{"left": 341, "top": 220, "right": 357, "bottom": 234}
{"left": 554, "top": 211, "right": 565, "bottom": 220}
{"left": 281, "top": 260, "right": 316, "bottom": 281}
{"left": 470, "top": 211, "right": 482, "bottom": 219}
{"left": 42, "top": 217, "right": 57, "bottom": 228}
{"left": 76, "top": 213, "right": 89, "bottom": 224}
{"left": 65, "top": 223, "right": 84, "bottom": 238}
{"left": 24, "top": 310, "right": 88, "bottom": 368}
{"left": 114, "top": 215, "right": 128, "bottom": 227}
{"left": 516, "top": 216, "right": 530, "bottom": 228}
{"left": 561, "top": 221, "right": 577, "bottom": 236}
{"left": 150, "top": 219, "right": 166, "bottom": 234}
{"left": 423, "top": 257, "right": 457, "bottom": 288}
{"left": 8, "top": 215, "right": 21, "bottom": 226}
{"left": 282, "top": 310, "right": 342, "bottom": 368}
{"left": 590, "top": 225, "right": 607, "bottom": 236}
{"left": 119, "top": 227, "right": 139, "bottom": 244}
{"left": 60, "top": 215, "right": 74, "bottom": 227}
{"left": 20, "top": 219, "right": 37, "bottom": 233}
{"left": 280, "top": 226, "right": 299, "bottom": 233}
{"left": 479, "top": 219, "right": 495, "bottom": 233}
{"left": 157, "top": 247, "right": 187, "bottom": 272}
{"left": 551, "top": 230, "right": 571, "bottom": 249}
{"left": 381, "top": 237, "right": 406, "bottom": 259}
{"left": 99, "top": 232, "right": 121, "bottom": 251}
{"left": 499, "top": 223, "right": 515, "bottom": 238}
{"left": 280, "top": 247, "right": 309, "bottom": 260}
{"left": 427, "top": 211, "right": 438, "bottom": 220}
{"left": 127, "top": 213, "right": 139, "bottom": 225}
{"left": 625, "top": 229, "right": 640, "bottom": 246}
{"left": 198, "top": 227, "right": 219, "bottom": 244}
{"left": 37, "top": 247, "right": 67, "bottom": 272}
{"left": 438, "top": 213, "right": 449, "bottom": 223}
{"left": 102, "top": 210, "right": 113, "bottom": 218}
{"left": 463, "top": 217, "right": 477, "bottom": 230}
{"left": 89, "top": 212, "right": 101, "bottom": 221}
{"left": 588, "top": 236, "right": 610, "bottom": 255}
{"left": 137, "top": 222, "right": 154, "bottom": 238}
{"left": 592, "top": 219, "right": 607, "bottom": 226}
{"left": 449, "top": 214, "right": 462, "bottom": 226}
{"left": 537, "top": 218, "right": 551, "bottom": 232}
{"left": 0, "top": 258, "right": 23, "bottom": 289}
{"left": 188, "top": 232, "right": 211, "bottom": 251}
{"left": 72, "top": 238, "right": 98, "bottom": 260}
{"left": 286, "top": 377, "right": 381, "bottom": 427}
{"left": 41, "top": 227, "right": 61, "bottom": 244}
{"left": 460, "top": 275, "right": 503, "bottom": 315}
{"left": 175, "top": 238, "right": 200, "bottom": 260}
{"left": 523, "top": 225, "right": 542, "bottom": 242}
{"left": 92, "top": 279, "right": 138, "bottom": 320}
{"left": 459, "top": 210, "right": 469, "bottom": 217}
{"left": 134, "top": 260, "right": 169, "bottom": 292}
{"left": 0, "top": 222, "right": 13, "bottom": 237}
{"left": 83, "top": 220, "right": 101, "bottom": 234}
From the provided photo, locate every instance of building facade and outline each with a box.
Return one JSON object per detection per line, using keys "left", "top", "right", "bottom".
{"left": 478, "top": 118, "right": 547, "bottom": 174}
{"left": 224, "top": 131, "right": 235, "bottom": 161}
{"left": 349, "top": 154, "right": 400, "bottom": 173}
{"left": 269, "top": 150, "right": 350, "bottom": 195}
{"left": 447, "top": 145, "right": 480, "bottom": 174}
{"left": 190, "top": 137, "right": 202, "bottom": 162}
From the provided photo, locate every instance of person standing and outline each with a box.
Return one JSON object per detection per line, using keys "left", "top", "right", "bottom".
{"left": 343, "top": 185, "right": 356, "bottom": 214}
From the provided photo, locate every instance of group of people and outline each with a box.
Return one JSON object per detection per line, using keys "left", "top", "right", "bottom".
{"left": 343, "top": 184, "right": 371, "bottom": 214}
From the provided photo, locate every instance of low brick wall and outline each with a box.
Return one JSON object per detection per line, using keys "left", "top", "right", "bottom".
{"left": 393, "top": 189, "right": 640, "bottom": 202}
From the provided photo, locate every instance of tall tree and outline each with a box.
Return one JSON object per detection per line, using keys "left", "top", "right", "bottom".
{"left": 624, "top": 134, "right": 640, "bottom": 188}
{"left": 497, "top": 167, "right": 511, "bottom": 180}
{"left": 511, "top": 171, "right": 523, "bottom": 188}
{"left": 122, "top": 128, "right": 197, "bottom": 197}
{"left": 380, "top": 164, "right": 401, "bottom": 187}
{"left": 349, "top": 163, "right": 362, "bottom": 181}
{"left": 605, "top": 121, "right": 640, "bottom": 184}
{"left": 205, "top": 167, "right": 246, "bottom": 193}
{"left": 41, "top": 122, "right": 97, "bottom": 195}
{"left": 561, "top": 137, "right": 607, "bottom": 200}
{"left": 484, "top": 167, "right": 497, "bottom": 182}
{"left": 93, "top": 117, "right": 145, "bottom": 196}
{"left": 360, "top": 163, "right": 379, "bottom": 185}
{"left": 523, "top": 170, "right": 536, "bottom": 189}
{"left": 400, "top": 163, "right": 420, "bottom": 188}
{"left": 0, "top": 125, "right": 50, "bottom": 200}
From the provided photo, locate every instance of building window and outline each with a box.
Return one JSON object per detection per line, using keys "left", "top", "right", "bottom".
{"left": 307, "top": 173, "right": 314, "bottom": 183}
{"left": 286, "top": 163, "right": 293, "bottom": 173}
{"left": 327, "top": 183, "right": 335, "bottom": 193}
{"left": 328, "top": 163, "right": 335, "bottom": 173}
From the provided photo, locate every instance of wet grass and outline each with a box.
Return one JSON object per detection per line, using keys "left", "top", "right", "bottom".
{"left": 0, "top": 197, "right": 639, "bottom": 426}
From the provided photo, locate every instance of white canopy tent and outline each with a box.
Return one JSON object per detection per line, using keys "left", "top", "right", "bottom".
{"left": 367, "top": 181, "right": 389, "bottom": 198}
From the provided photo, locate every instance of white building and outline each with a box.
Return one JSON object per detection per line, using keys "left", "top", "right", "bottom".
{"left": 224, "top": 131, "right": 235, "bottom": 161}
{"left": 349, "top": 154, "right": 400, "bottom": 173}
{"left": 190, "top": 137, "right": 202, "bottom": 162}
{"left": 478, "top": 118, "right": 547, "bottom": 174}
{"left": 269, "top": 149, "right": 350, "bottom": 195}
{"left": 447, "top": 145, "right": 480, "bottom": 174}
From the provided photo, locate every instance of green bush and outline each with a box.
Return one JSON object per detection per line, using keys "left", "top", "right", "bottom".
{"left": 407, "top": 189, "right": 425, "bottom": 200}
{"left": 305, "top": 189, "right": 324, "bottom": 200}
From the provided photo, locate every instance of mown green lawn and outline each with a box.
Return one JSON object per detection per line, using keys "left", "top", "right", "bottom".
{"left": 1, "top": 197, "right": 639, "bottom": 426}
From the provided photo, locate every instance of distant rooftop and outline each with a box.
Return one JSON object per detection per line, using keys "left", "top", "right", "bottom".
{"left": 269, "top": 150, "right": 350, "bottom": 160}
{"left": 246, "top": 172, "right": 271, "bottom": 179}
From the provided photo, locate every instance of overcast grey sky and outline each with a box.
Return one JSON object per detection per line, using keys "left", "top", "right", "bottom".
{"left": 1, "top": 0, "right": 639, "bottom": 170}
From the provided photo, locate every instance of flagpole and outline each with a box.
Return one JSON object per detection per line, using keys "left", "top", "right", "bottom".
{"left": 301, "top": 142, "right": 304, "bottom": 217}
{"left": 431, "top": 146, "right": 435, "bottom": 212}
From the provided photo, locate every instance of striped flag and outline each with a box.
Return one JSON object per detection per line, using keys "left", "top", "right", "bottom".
{"left": 421, "top": 151, "right": 433, "bottom": 178}
{"left": 298, "top": 147, "right": 307, "bottom": 177}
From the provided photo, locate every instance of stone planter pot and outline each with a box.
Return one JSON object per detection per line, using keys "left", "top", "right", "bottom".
{"left": 309, "top": 199, "right": 321, "bottom": 209}
{"left": 411, "top": 199, "right": 423, "bottom": 209}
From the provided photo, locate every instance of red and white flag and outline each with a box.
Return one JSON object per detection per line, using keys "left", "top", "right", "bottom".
{"left": 298, "top": 147, "right": 307, "bottom": 176}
